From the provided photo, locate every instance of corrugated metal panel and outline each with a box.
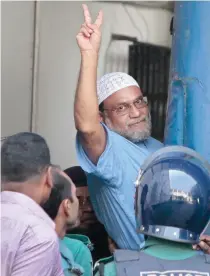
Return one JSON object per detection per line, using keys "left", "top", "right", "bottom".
{"left": 129, "top": 43, "right": 170, "bottom": 141}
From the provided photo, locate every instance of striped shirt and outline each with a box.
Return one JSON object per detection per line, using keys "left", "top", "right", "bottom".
{"left": 1, "top": 191, "right": 64, "bottom": 276}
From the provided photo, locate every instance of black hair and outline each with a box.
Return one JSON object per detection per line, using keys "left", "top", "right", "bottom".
{"left": 64, "top": 166, "right": 87, "bottom": 187}
{"left": 1, "top": 132, "right": 51, "bottom": 183}
{"left": 42, "top": 168, "right": 72, "bottom": 220}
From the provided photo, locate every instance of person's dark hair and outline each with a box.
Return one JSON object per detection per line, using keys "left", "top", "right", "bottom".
{"left": 1, "top": 132, "right": 51, "bottom": 183}
{"left": 99, "top": 102, "right": 104, "bottom": 112}
{"left": 64, "top": 166, "right": 87, "bottom": 187}
{"left": 42, "top": 168, "right": 72, "bottom": 220}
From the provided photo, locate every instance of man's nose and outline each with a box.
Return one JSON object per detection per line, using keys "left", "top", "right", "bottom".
{"left": 85, "top": 205, "right": 92, "bottom": 212}
{"left": 129, "top": 105, "right": 141, "bottom": 118}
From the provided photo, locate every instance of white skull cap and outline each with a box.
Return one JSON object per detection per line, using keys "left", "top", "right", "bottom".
{"left": 97, "top": 72, "right": 140, "bottom": 105}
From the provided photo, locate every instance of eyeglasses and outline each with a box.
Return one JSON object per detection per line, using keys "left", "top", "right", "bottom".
{"left": 102, "top": 96, "right": 148, "bottom": 116}
{"left": 78, "top": 196, "right": 91, "bottom": 207}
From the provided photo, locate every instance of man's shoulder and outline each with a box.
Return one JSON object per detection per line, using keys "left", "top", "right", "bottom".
{"left": 62, "top": 236, "right": 86, "bottom": 248}
{"left": 1, "top": 205, "right": 31, "bottom": 240}
{"left": 2, "top": 216, "right": 57, "bottom": 244}
{"left": 148, "top": 136, "right": 164, "bottom": 149}
{"left": 62, "top": 236, "right": 92, "bottom": 257}
{"left": 1, "top": 204, "right": 57, "bottom": 244}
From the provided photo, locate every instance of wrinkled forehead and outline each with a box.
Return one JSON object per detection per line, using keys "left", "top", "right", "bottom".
{"left": 103, "top": 86, "right": 143, "bottom": 107}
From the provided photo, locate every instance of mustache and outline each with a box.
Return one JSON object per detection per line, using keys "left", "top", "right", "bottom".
{"left": 127, "top": 115, "right": 149, "bottom": 126}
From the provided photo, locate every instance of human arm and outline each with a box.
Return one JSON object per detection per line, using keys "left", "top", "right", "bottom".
{"left": 74, "top": 4, "right": 106, "bottom": 165}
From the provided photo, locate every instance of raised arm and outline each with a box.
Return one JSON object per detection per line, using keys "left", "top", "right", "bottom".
{"left": 74, "top": 4, "right": 106, "bottom": 164}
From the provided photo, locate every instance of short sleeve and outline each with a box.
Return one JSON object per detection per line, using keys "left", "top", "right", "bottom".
{"left": 76, "top": 124, "right": 121, "bottom": 183}
{"left": 12, "top": 234, "right": 63, "bottom": 276}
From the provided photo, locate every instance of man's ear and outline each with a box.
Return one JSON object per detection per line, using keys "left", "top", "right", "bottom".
{"left": 99, "top": 111, "right": 104, "bottom": 123}
{"left": 63, "top": 199, "right": 71, "bottom": 217}
{"left": 45, "top": 166, "right": 53, "bottom": 189}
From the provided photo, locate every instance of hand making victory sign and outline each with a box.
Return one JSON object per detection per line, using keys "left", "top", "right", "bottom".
{"left": 76, "top": 4, "right": 103, "bottom": 54}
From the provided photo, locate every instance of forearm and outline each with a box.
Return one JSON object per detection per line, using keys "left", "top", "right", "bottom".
{"left": 74, "top": 51, "right": 99, "bottom": 133}
{"left": 74, "top": 5, "right": 106, "bottom": 163}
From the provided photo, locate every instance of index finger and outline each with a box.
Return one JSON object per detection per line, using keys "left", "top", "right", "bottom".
{"left": 94, "top": 10, "right": 103, "bottom": 28}
{"left": 198, "top": 240, "right": 210, "bottom": 253}
{"left": 200, "top": 235, "right": 210, "bottom": 242}
{"left": 82, "top": 4, "right": 92, "bottom": 25}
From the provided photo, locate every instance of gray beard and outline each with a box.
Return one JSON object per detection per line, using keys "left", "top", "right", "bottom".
{"left": 105, "top": 114, "right": 152, "bottom": 143}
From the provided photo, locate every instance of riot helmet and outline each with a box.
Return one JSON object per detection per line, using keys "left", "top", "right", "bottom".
{"left": 135, "top": 146, "right": 210, "bottom": 244}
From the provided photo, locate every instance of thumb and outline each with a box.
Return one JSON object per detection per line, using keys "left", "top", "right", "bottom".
{"left": 86, "top": 23, "right": 100, "bottom": 33}
{"left": 192, "top": 244, "right": 199, "bottom": 250}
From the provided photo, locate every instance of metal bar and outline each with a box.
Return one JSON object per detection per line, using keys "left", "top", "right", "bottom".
{"left": 164, "top": 1, "right": 210, "bottom": 162}
{"left": 30, "top": 0, "right": 41, "bottom": 132}
{"left": 111, "top": 34, "right": 138, "bottom": 43}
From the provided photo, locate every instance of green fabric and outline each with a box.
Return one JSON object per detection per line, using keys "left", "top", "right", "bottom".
{"left": 59, "top": 238, "right": 84, "bottom": 276}
{"left": 66, "top": 234, "right": 94, "bottom": 251}
{"left": 94, "top": 238, "right": 197, "bottom": 276}
{"left": 94, "top": 255, "right": 114, "bottom": 270}
{"left": 143, "top": 237, "right": 197, "bottom": 260}
{"left": 62, "top": 236, "right": 93, "bottom": 276}
{"left": 94, "top": 256, "right": 116, "bottom": 276}
{"left": 95, "top": 262, "right": 116, "bottom": 276}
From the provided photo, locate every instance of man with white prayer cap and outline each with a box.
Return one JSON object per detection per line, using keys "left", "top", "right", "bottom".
{"left": 74, "top": 5, "right": 163, "bottom": 251}
{"left": 97, "top": 72, "right": 152, "bottom": 142}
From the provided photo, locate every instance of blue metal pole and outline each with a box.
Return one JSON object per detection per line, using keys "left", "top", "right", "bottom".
{"left": 164, "top": 1, "right": 210, "bottom": 163}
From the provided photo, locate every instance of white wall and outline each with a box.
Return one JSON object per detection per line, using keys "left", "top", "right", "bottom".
{"left": 1, "top": 1, "right": 172, "bottom": 169}
{"left": 1, "top": 1, "right": 35, "bottom": 137}
{"left": 35, "top": 1, "right": 172, "bottom": 169}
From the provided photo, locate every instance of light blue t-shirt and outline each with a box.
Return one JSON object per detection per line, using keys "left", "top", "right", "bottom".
{"left": 76, "top": 124, "right": 163, "bottom": 250}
